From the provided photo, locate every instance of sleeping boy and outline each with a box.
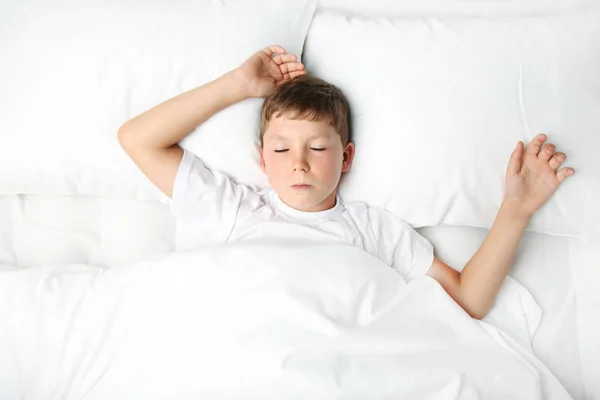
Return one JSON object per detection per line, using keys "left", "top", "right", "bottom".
{"left": 118, "top": 45, "right": 575, "bottom": 320}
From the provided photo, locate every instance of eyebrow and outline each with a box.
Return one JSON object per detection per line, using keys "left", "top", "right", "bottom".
{"left": 267, "top": 134, "right": 287, "bottom": 141}
{"left": 267, "top": 133, "right": 331, "bottom": 141}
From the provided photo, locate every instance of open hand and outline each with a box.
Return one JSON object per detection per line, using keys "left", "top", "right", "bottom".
{"left": 233, "top": 45, "right": 306, "bottom": 99}
{"left": 504, "top": 133, "right": 575, "bottom": 219}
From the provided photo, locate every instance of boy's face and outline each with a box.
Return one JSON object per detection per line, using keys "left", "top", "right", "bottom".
{"left": 260, "top": 114, "right": 355, "bottom": 212}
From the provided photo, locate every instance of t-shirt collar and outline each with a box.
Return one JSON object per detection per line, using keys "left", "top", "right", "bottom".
{"left": 270, "top": 190, "right": 344, "bottom": 222}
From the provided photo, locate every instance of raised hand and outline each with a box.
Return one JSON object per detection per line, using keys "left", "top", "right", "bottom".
{"left": 233, "top": 45, "right": 306, "bottom": 99}
{"left": 504, "top": 133, "right": 575, "bottom": 219}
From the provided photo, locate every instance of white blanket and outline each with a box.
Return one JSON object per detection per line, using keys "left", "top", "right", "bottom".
{"left": 0, "top": 239, "right": 571, "bottom": 399}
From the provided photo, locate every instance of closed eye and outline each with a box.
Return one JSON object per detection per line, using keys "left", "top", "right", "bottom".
{"left": 274, "top": 149, "right": 289, "bottom": 153}
{"left": 311, "top": 148, "right": 326, "bottom": 151}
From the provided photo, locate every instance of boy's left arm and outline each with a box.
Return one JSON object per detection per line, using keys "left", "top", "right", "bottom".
{"left": 426, "top": 133, "right": 575, "bottom": 320}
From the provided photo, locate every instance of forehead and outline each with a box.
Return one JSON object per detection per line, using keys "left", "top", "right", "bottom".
{"left": 264, "top": 115, "right": 336, "bottom": 140}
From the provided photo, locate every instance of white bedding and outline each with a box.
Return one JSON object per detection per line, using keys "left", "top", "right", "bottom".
{"left": 1, "top": 194, "right": 597, "bottom": 398}
{"left": 421, "top": 226, "right": 587, "bottom": 398}
{"left": 0, "top": 238, "right": 573, "bottom": 399}
{"left": 1, "top": 0, "right": 598, "bottom": 398}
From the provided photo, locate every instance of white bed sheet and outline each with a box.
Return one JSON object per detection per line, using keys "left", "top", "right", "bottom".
{"left": 0, "top": 194, "right": 597, "bottom": 398}
{"left": 0, "top": 195, "right": 175, "bottom": 268}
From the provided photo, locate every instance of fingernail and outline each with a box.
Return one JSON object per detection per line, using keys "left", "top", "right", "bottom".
{"left": 569, "top": 170, "right": 575, "bottom": 176}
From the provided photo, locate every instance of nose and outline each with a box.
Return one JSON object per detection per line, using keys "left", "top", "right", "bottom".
{"left": 292, "top": 153, "right": 310, "bottom": 173}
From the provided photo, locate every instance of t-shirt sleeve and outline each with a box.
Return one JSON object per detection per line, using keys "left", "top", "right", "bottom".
{"left": 371, "top": 208, "right": 435, "bottom": 283}
{"left": 170, "top": 149, "right": 262, "bottom": 248}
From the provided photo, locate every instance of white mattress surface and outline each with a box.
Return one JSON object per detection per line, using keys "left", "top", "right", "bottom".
{"left": 0, "top": 195, "right": 174, "bottom": 268}
{"left": 1, "top": 194, "right": 598, "bottom": 398}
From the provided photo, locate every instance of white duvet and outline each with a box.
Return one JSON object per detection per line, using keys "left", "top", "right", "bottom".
{"left": 0, "top": 239, "right": 572, "bottom": 399}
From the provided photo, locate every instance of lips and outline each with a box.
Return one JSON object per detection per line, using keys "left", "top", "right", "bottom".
{"left": 292, "top": 184, "right": 311, "bottom": 189}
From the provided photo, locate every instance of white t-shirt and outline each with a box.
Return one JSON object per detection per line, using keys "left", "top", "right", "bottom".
{"left": 171, "top": 150, "right": 434, "bottom": 283}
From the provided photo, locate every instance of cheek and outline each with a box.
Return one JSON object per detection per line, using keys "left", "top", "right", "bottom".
{"left": 316, "top": 154, "right": 342, "bottom": 175}
{"left": 264, "top": 155, "right": 285, "bottom": 177}
{"left": 331, "top": 150, "right": 345, "bottom": 166}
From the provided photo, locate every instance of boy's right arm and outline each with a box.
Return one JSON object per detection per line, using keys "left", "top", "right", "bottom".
{"left": 117, "top": 45, "right": 305, "bottom": 199}
{"left": 117, "top": 72, "right": 246, "bottom": 198}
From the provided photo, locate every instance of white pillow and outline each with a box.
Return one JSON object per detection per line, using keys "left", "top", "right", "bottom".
{"left": 0, "top": 0, "right": 315, "bottom": 201}
{"left": 303, "top": 7, "right": 600, "bottom": 242}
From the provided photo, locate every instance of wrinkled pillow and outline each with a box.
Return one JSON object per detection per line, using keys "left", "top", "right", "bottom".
{"left": 303, "top": 7, "right": 600, "bottom": 243}
{"left": 0, "top": 0, "right": 316, "bottom": 201}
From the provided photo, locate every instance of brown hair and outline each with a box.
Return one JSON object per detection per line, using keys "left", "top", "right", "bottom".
{"left": 260, "top": 75, "right": 351, "bottom": 147}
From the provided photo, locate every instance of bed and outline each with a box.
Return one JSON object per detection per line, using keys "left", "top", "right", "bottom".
{"left": 1, "top": 0, "right": 598, "bottom": 398}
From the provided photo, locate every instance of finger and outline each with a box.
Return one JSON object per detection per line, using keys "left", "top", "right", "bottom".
{"left": 288, "top": 70, "right": 307, "bottom": 79}
{"left": 258, "top": 52, "right": 283, "bottom": 80}
{"left": 525, "top": 133, "right": 547, "bottom": 157}
{"left": 556, "top": 167, "right": 575, "bottom": 183}
{"left": 280, "top": 62, "right": 304, "bottom": 74}
{"left": 538, "top": 143, "right": 556, "bottom": 162}
{"left": 507, "top": 140, "right": 524, "bottom": 176}
{"left": 271, "top": 53, "right": 297, "bottom": 65}
{"left": 548, "top": 152, "right": 566, "bottom": 171}
{"left": 276, "top": 70, "right": 307, "bottom": 85}
{"left": 261, "top": 45, "right": 286, "bottom": 57}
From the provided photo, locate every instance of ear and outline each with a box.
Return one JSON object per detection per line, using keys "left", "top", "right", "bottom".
{"left": 260, "top": 146, "right": 267, "bottom": 174}
{"left": 341, "top": 142, "right": 355, "bottom": 173}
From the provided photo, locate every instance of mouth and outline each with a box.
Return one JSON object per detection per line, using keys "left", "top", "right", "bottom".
{"left": 291, "top": 184, "right": 312, "bottom": 190}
